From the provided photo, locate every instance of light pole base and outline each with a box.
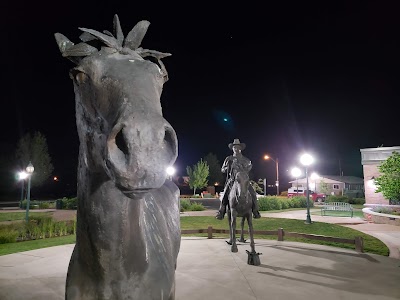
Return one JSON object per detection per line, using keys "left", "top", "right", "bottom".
{"left": 305, "top": 214, "right": 312, "bottom": 225}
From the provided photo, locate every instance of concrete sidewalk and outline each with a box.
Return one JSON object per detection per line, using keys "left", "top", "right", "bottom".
{"left": 0, "top": 238, "right": 399, "bottom": 300}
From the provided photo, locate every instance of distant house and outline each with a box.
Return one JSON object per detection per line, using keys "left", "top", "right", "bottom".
{"left": 360, "top": 146, "right": 400, "bottom": 206}
{"left": 288, "top": 175, "right": 364, "bottom": 198}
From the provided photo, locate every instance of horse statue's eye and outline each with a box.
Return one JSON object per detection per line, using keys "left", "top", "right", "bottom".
{"left": 76, "top": 72, "right": 87, "bottom": 85}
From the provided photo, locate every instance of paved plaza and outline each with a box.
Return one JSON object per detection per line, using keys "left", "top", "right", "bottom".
{"left": 0, "top": 237, "right": 399, "bottom": 300}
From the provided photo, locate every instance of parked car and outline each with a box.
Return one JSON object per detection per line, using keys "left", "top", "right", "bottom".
{"left": 287, "top": 187, "right": 326, "bottom": 203}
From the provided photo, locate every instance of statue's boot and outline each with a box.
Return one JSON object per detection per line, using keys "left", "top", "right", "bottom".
{"left": 253, "top": 210, "right": 261, "bottom": 219}
{"left": 216, "top": 208, "right": 225, "bottom": 220}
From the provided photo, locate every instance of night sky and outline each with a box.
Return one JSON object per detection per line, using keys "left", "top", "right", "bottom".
{"left": 1, "top": 1, "right": 399, "bottom": 195}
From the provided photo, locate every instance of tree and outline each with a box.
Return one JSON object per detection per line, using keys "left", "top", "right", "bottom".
{"left": 16, "top": 131, "right": 54, "bottom": 188}
{"left": 251, "top": 179, "right": 264, "bottom": 195}
{"left": 186, "top": 159, "right": 209, "bottom": 195}
{"left": 202, "top": 153, "right": 223, "bottom": 185}
{"left": 319, "top": 179, "right": 329, "bottom": 195}
{"left": 0, "top": 143, "right": 16, "bottom": 199}
{"left": 375, "top": 151, "right": 400, "bottom": 203}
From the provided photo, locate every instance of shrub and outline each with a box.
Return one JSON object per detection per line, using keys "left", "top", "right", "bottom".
{"left": 61, "top": 197, "right": 78, "bottom": 209}
{"left": 180, "top": 199, "right": 191, "bottom": 212}
{"left": 269, "top": 197, "right": 282, "bottom": 210}
{"left": 72, "top": 218, "right": 77, "bottom": 235}
{"left": 258, "top": 196, "right": 282, "bottom": 211}
{"left": 257, "top": 197, "right": 268, "bottom": 211}
{"left": 288, "top": 196, "right": 314, "bottom": 208}
{"left": 326, "top": 195, "right": 349, "bottom": 203}
{"left": 0, "top": 217, "right": 76, "bottom": 244}
{"left": 280, "top": 199, "right": 290, "bottom": 209}
{"left": 0, "top": 228, "right": 19, "bottom": 244}
{"left": 179, "top": 199, "right": 205, "bottom": 211}
{"left": 190, "top": 203, "right": 205, "bottom": 211}
{"left": 257, "top": 196, "right": 311, "bottom": 211}
{"left": 349, "top": 198, "right": 365, "bottom": 205}
{"left": 39, "top": 202, "right": 50, "bottom": 209}
{"left": 31, "top": 215, "right": 53, "bottom": 225}
{"left": 289, "top": 197, "right": 301, "bottom": 208}
{"left": 59, "top": 222, "right": 68, "bottom": 236}
{"left": 43, "top": 218, "right": 55, "bottom": 238}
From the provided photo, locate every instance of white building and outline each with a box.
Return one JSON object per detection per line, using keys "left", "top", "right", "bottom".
{"left": 289, "top": 175, "right": 364, "bottom": 197}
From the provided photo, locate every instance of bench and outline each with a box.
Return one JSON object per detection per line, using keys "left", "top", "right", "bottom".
{"left": 321, "top": 202, "right": 353, "bottom": 217}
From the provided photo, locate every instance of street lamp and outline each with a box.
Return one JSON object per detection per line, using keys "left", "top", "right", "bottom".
{"left": 264, "top": 155, "right": 279, "bottom": 196}
{"left": 300, "top": 154, "right": 313, "bottom": 224}
{"left": 25, "top": 162, "right": 34, "bottom": 222}
{"left": 166, "top": 166, "right": 176, "bottom": 181}
{"left": 291, "top": 167, "right": 302, "bottom": 196}
{"left": 18, "top": 171, "right": 28, "bottom": 207}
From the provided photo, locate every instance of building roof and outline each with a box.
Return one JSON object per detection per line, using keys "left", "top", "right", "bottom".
{"left": 360, "top": 146, "right": 400, "bottom": 165}
{"left": 319, "top": 175, "right": 364, "bottom": 184}
{"left": 289, "top": 175, "right": 364, "bottom": 184}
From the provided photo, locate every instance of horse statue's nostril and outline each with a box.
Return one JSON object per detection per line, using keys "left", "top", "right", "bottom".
{"left": 115, "top": 128, "right": 129, "bottom": 157}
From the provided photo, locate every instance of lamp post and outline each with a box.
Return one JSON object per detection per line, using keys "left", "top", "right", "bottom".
{"left": 166, "top": 166, "right": 176, "bottom": 181}
{"left": 300, "top": 154, "right": 313, "bottom": 224}
{"left": 263, "top": 178, "right": 267, "bottom": 196}
{"left": 291, "top": 167, "right": 302, "bottom": 196}
{"left": 264, "top": 155, "right": 279, "bottom": 196}
{"left": 18, "top": 171, "right": 28, "bottom": 206}
{"left": 25, "top": 162, "right": 34, "bottom": 222}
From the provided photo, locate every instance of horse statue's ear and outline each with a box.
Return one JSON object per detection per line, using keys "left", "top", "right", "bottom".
{"left": 54, "top": 32, "right": 98, "bottom": 65}
{"left": 79, "top": 27, "right": 120, "bottom": 49}
{"left": 124, "top": 20, "right": 150, "bottom": 50}
{"left": 113, "top": 14, "right": 124, "bottom": 46}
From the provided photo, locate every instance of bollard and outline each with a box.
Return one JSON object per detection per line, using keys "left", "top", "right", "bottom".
{"left": 278, "top": 228, "right": 284, "bottom": 241}
{"left": 207, "top": 226, "right": 213, "bottom": 239}
{"left": 355, "top": 236, "right": 364, "bottom": 253}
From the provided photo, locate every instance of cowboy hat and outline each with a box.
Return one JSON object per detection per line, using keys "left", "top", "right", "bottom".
{"left": 228, "top": 138, "right": 246, "bottom": 150}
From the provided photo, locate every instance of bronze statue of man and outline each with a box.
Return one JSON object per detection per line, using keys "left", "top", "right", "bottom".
{"left": 216, "top": 139, "right": 261, "bottom": 220}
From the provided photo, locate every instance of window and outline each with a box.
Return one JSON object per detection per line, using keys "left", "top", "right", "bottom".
{"left": 333, "top": 184, "right": 339, "bottom": 190}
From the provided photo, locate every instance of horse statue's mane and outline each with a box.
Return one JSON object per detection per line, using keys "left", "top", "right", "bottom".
{"left": 55, "top": 15, "right": 170, "bottom": 79}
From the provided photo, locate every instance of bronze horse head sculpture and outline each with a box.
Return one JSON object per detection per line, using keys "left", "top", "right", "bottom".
{"left": 55, "top": 15, "right": 180, "bottom": 299}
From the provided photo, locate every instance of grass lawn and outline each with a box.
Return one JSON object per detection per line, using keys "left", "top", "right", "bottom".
{"left": 180, "top": 216, "right": 389, "bottom": 256}
{"left": 0, "top": 211, "right": 388, "bottom": 257}
{"left": 0, "top": 212, "right": 52, "bottom": 222}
